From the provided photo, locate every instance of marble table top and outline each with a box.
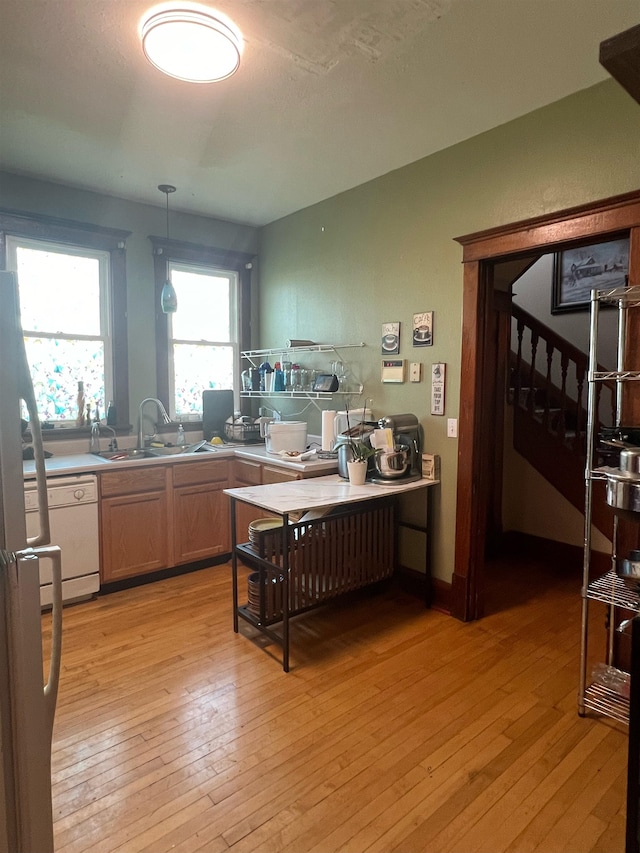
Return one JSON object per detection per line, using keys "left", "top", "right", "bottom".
{"left": 224, "top": 473, "right": 438, "bottom": 514}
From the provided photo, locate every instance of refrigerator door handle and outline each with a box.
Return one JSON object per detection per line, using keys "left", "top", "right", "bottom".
{"left": 23, "top": 546, "right": 63, "bottom": 724}
{"left": 18, "top": 316, "right": 50, "bottom": 548}
{"left": 40, "top": 547, "right": 62, "bottom": 722}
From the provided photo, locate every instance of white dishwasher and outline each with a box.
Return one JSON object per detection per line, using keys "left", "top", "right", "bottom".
{"left": 25, "top": 474, "right": 100, "bottom": 607}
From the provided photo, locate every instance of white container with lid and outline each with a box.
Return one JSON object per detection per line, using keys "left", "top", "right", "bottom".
{"left": 264, "top": 421, "right": 307, "bottom": 455}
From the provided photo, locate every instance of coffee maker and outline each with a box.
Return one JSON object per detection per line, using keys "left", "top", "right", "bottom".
{"left": 370, "top": 413, "right": 422, "bottom": 484}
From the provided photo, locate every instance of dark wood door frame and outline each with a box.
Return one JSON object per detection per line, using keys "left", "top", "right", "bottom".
{"left": 452, "top": 189, "right": 640, "bottom": 622}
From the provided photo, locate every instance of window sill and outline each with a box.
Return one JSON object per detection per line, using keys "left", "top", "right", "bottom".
{"left": 25, "top": 425, "right": 132, "bottom": 442}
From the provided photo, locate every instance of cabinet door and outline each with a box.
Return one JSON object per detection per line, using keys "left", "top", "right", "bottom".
{"left": 100, "top": 489, "right": 170, "bottom": 583}
{"left": 232, "top": 458, "right": 266, "bottom": 544}
{"left": 173, "top": 482, "right": 230, "bottom": 564}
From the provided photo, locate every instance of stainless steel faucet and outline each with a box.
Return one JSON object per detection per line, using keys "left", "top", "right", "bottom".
{"left": 89, "top": 420, "right": 118, "bottom": 453}
{"left": 137, "top": 398, "right": 171, "bottom": 449}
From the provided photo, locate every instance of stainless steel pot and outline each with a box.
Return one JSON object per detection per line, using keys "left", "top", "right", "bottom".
{"left": 605, "top": 469, "right": 640, "bottom": 514}
{"left": 617, "top": 550, "right": 640, "bottom": 584}
{"left": 373, "top": 447, "right": 410, "bottom": 480}
{"left": 620, "top": 448, "right": 640, "bottom": 475}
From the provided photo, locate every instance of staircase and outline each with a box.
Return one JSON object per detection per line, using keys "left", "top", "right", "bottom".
{"left": 509, "top": 304, "right": 615, "bottom": 539}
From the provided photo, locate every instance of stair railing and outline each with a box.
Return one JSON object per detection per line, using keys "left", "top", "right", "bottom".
{"left": 511, "top": 304, "right": 616, "bottom": 454}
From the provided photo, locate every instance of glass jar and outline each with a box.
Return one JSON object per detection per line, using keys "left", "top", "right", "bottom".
{"left": 290, "top": 364, "right": 302, "bottom": 391}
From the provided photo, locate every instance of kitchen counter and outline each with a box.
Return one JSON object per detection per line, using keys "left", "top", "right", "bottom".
{"left": 23, "top": 444, "right": 338, "bottom": 480}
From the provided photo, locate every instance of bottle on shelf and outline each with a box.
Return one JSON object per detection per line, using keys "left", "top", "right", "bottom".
{"left": 273, "top": 362, "right": 285, "bottom": 392}
{"left": 107, "top": 401, "right": 117, "bottom": 425}
{"left": 76, "top": 381, "right": 86, "bottom": 427}
{"left": 282, "top": 359, "right": 292, "bottom": 390}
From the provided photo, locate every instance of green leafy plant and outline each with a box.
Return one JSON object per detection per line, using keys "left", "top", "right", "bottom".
{"left": 346, "top": 404, "right": 374, "bottom": 463}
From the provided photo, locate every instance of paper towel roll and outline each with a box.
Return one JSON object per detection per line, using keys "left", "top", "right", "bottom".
{"left": 322, "top": 410, "right": 336, "bottom": 451}
{"left": 286, "top": 338, "right": 316, "bottom": 348}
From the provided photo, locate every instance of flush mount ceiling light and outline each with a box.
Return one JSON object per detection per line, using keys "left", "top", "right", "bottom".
{"left": 140, "top": 3, "right": 243, "bottom": 83}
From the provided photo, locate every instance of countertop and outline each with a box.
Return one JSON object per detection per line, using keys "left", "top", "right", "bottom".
{"left": 224, "top": 474, "right": 439, "bottom": 514}
{"left": 22, "top": 442, "right": 338, "bottom": 480}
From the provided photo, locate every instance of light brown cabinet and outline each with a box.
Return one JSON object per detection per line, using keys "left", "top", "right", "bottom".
{"left": 262, "top": 464, "right": 302, "bottom": 484}
{"left": 99, "top": 458, "right": 230, "bottom": 583}
{"left": 231, "top": 457, "right": 314, "bottom": 544}
{"left": 100, "top": 466, "right": 171, "bottom": 583}
{"left": 232, "top": 458, "right": 268, "bottom": 545}
{"left": 173, "top": 459, "right": 230, "bottom": 564}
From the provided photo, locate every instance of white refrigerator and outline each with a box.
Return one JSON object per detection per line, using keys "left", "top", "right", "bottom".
{"left": 0, "top": 270, "right": 63, "bottom": 852}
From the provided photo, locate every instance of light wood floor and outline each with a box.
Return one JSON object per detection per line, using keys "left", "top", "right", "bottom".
{"left": 42, "top": 555, "right": 628, "bottom": 853}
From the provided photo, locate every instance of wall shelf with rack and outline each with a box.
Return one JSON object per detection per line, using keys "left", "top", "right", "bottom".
{"left": 579, "top": 283, "right": 640, "bottom": 725}
{"left": 240, "top": 342, "right": 365, "bottom": 364}
{"left": 240, "top": 342, "right": 366, "bottom": 408}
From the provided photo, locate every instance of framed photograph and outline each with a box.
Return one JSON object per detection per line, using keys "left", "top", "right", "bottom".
{"left": 551, "top": 237, "right": 629, "bottom": 314}
{"left": 413, "top": 311, "right": 433, "bottom": 346}
{"left": 381, "top": 321, "right": 400, "bottom": 354}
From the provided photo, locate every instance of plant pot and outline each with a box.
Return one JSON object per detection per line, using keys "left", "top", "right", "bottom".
{"left": 347, "top": 460, "right": 367, "bottom": 485}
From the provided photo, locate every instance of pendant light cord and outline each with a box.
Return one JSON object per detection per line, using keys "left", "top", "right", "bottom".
{"left": 158, "top": 184, "right": 176, "bottom": 243}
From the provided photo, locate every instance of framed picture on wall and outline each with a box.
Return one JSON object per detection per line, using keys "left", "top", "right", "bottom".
{"left": 551, "top": 237, "right": 629, "bottom": 314}
{"left": 412, "top": 312, "right": 433, "bottom": 346}
{"left": 381, "top": 322, "right": 400, "bottom": 354}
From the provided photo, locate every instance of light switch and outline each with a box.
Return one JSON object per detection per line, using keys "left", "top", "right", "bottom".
{"left": 447, "top": 418, "right": 458, "bottom": 438}
{"left": 409, "top": 362, "right": 421, "bottom": 382}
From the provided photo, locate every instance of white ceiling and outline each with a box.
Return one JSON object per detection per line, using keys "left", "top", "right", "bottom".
{"left": 0, "top": 0, "right": 638, "bottom": 226}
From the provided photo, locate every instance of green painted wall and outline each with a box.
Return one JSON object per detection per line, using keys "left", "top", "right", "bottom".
{"left": 257, "top": 79, "right": 640, "bottom": 583}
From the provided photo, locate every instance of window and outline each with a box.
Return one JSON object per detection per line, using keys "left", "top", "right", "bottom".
{"left": 168, "top": 261, "right": 238, "bottom": 416}
{"left": 0, "top": 209, "right": 131, "bottom": 428}
{"left": 151, "top": 237, "right": 253, "bottom": 420}
{"left": 6, "top": 236, "right": 111, "bottom": 422}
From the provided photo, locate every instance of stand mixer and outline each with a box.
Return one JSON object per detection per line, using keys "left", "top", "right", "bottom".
{"left": 369, "top": 413, "right": 422, "bottom": 484}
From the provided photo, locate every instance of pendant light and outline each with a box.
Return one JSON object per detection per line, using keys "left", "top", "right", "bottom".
{"left": 159, "top": 184, "right": 178, "bottom": 313}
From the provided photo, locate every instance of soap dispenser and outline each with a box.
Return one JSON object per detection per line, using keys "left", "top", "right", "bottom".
{"left": 176, "top": 424, "right": 186, "bottom": 446}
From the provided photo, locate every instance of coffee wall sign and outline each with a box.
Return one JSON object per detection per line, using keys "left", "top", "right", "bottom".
{"left": 381, "top": 321, "right": 400, "bottom": 355}
{"left": 413, "top": 312, "right": 433, "bottom": 346}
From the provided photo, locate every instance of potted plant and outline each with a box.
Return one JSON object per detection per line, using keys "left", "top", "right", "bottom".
{"left": 345, "top": 405, "right": 374, "bottom": 485}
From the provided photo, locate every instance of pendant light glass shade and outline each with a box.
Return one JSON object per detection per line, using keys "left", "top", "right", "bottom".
{"left": 159, "top": 184, "right": 178, "bottom": 314}
{"left": 161, "top": 279, "right": 178, "bottom": 313}
{"left": 140, "top": 4, "right": 243, "bottom": 83}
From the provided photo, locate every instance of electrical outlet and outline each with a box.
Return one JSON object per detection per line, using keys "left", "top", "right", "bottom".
{"left": 409, "top": 362, "right": 421, "bottom": 382}
{"left": 447, "top": 418, "right": 458, "bottom": 438}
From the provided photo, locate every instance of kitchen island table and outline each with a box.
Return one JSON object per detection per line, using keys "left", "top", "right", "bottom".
{"left": 225, "top": 475, "right": 438, "bottom": 671}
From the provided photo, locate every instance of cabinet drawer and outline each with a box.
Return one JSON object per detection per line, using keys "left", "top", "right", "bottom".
{"left": 234, "top": 458, "right": 262, "bottom": 485}
{"left": 172, "top": 458, "right": 229, "bottom": 488}
{"left": 99, "top": 465, "right": 168, "bottom": 497}
{"left": 262, "top": 464, "right": 302, "bottom": 483}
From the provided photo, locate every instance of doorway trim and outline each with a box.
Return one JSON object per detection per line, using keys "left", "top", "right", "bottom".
{"left": 451, "top": 189, "right": 640, "bottom": 621}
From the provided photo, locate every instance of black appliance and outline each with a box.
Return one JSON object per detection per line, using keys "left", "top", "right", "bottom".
{"left": 202, "top": 390, "right": 234, "bottom": 441}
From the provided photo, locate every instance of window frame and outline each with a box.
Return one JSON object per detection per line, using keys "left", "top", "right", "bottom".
{"left": 150, "top": 236, "right": 254, "bottom": 424}
{"left": 0, "top": 208, "right": 131, "bottom": 432}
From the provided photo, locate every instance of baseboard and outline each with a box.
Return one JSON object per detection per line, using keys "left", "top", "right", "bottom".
{"left": 497, "top": 531, "right": 610, "bottom": 578}
{"left": 396, "top": 564, "right": 452, "bottom": 615}
{"left": 100, "top": 553, "right": 230, "bottom": 596}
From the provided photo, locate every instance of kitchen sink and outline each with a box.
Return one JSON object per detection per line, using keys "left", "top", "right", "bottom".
{"left": 90, "top": 449, "right": 150, "bottom": 462}
{"left": 90, "top": 440, "right": 212, "bottom": 462}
